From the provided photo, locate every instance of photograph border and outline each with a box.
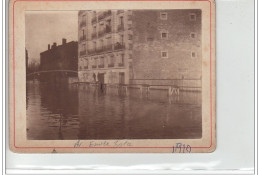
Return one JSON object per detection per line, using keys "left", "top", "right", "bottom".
{"left": 11, "top": 0, "right": 214, "bottom": 151}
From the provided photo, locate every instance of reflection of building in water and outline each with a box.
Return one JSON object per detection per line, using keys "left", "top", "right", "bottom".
{"left": 40, "top": 39, "right": 78, "bottom": 83}
{"left": 78, "top": 10, "right": 201, "bottom": 86}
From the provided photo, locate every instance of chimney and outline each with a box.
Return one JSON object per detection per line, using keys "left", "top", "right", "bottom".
{"left": 62, "top": 38, "right": 67, "bottom": 45}
{"left": 48, "top": 44, "right": 50, "bottom": 50}
{"left": 51, "top": 42, "right": 57, "bottom": 49}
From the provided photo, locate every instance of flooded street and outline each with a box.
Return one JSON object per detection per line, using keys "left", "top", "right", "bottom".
{"left": 26, "top": 81, "right": 202, "bottom": 140}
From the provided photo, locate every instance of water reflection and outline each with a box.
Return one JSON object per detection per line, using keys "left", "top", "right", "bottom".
{"left": 26, "top": 81, "right": 202, "bottom": 140}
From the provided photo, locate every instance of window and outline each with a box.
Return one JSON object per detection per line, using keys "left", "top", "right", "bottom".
{"left": 100, "top": 40, "right": 104, "bottom": 48}
{"left": 189, "top": 13, "right": 196, "bottom": 21}
{"left": 161, "top": 32, "right": 168, "bottom": 39}
{"left": 190, "top": 32, "right": 196, "bottom": 38}
{"left": 82, "top": 43, "right": 86, "bottom": 50}
{"left": 82, "top": 15, "right": 86, "bottom": 21}
{"left": 161, "top": 51, "right": 168, "bottom": 58}
{"left": 191, "top": 52, "right": 196, "bottom": 58}
{"left": 100, "top": 57, "right": 104, "bottom": 65}
{"left": 160, "top": 12, "right": 167, "bottom": 20}
{"left": 119, "top": 54, "right": 124, "bottom": 64}
{"left": 93, "top": 26, "right": 96, "bottom": 33}
{"left": 109, "top": 56, "right": 115, "bottom": 64}
{"left": 120, "top": 35, "right": 124, "bottom": 43}
{"left": 128, "top": 34, "right": 133, "bottom": 40}
{"left": 120, "top": 16, "right": 124, "bottom": 25}
{"left": 93, "top": 41, "right": 96, "bottom": 50}
{"left": 94, "top": 58, "right": 98, "bottom": 65}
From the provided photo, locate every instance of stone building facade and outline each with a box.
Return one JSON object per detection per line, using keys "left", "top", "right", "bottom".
{"left": 40, "top": 39, "right": 78, "bottom": 83}
{"left": 78, "top": 10, "right": 201, "bottom": 86}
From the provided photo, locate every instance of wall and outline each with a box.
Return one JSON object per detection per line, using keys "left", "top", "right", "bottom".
{"left": 131, "top": 10, "right": 202, "bottom": 84}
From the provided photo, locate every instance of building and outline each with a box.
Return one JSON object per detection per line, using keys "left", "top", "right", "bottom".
{"left": 78, "top": 10, "right": 201, "bottom": 86}
{"left": 40, "top": 39, "right": 78, "bottom": 83}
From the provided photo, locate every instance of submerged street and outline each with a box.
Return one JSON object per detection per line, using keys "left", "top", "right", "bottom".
{"left": 26, "top": 81, "right": 202, "bottom": 140}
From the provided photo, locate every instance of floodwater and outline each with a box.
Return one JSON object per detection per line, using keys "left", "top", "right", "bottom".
{"left": 26, "top": 81, "right": 202, "bottom": 140}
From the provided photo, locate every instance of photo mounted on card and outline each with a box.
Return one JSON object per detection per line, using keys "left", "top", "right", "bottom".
{"left": 9, "top": 0, "right": 216, "bottom": 153}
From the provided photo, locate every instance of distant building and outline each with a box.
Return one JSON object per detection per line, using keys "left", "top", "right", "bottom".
{"left": 78, "top": 10, "right": 201, "bottom": 86}
{"left": 40, "top": 39, "right": 78, "bottom": 83}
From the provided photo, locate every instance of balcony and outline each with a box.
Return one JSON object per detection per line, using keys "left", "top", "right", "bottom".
{"left": 91, "top": 17, "right": 97, "bottom": 24}
{"left": 97, "top": 26, "right": 112, "bottom": 38}
{"left": 103, "top": 10, "right": 112, "bottom": 18}
{"left": 98, "top": 13, "right": 105, "bottom": 21}
{"left": 87, "top": 44, "right": 113, "bottom": 56}
{"left": 80, "top": 21, "right": 86, "bottom": 28}
{"left": 92, "top": 33, "right": 97, "bottom": 39}
{"left": 92, "top": 65, "right": 97, "bottom": 69}
{"left": 118, "top": 63, "right": 124, "bottom": 67}
{"left": 80, "top": 50, "right": 86, "bottom": 56}
{"left": 80, "top": 35, "right": 86, "bottom": 42}
{"left": 98, "top": 10, "right": 112, "bottom": 21}
{"left": 117, "top": 23, "right": 124, "bottom": 32}
{"left": 117, "top": 10, "right": 124, "bottom": 14}
{"left": 114, "top": 43, "right": 125, "bottom": 51}
{"left": 98, "top": 64, "right": 105, "bottom": 68}
{"left": 103, "top": 44, "right": 113, "bottom": 52}
{"left": 108, "top": 63, "right": 114, "bottom": 67}
{"left": 96, "top": 47, "right": 104, "bottom": 53}
{"left": 88, "top": 48, "right": 96, "bottom": 55}
{"left": 98, "top": 30, "right": 105, "bottom": 37}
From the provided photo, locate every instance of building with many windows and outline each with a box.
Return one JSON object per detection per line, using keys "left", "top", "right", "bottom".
{"left": 78, "top": 10, "right": 201, "bottom": 86}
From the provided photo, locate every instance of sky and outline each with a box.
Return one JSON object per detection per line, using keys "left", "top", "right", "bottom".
{"left": 25, "top": 11, "right": 78, "bottom": 64}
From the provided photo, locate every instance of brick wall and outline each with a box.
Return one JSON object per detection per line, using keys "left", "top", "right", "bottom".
{"left": 131, "top": 10, "right": 202, "bottom": 82}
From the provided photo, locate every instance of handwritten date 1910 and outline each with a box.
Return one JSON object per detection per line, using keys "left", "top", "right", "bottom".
{"left": 172, "top": 143, "right": 191, "bottom": 153}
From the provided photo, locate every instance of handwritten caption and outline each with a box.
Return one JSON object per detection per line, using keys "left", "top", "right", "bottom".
{"left": 74, "top": 140, "right": 132, "bottom": 148}
{"left": 172, "top": 143, "right": 191, "bottom": 153}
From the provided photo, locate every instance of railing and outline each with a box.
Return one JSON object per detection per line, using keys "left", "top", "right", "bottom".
{"left": 80, "top": 50, "right": 86, "bottom": 56}
{"left": 98, "top": 64, "right": 105, "bottom": 68}
{"left": 103, "top": 10, "right": 112, "bottom": 18}
{"left": 91, "top": 17, "right": 97, "bottom": 24}
{"left": 103, "top": 44, "right": 113, "bottom": 52}
{"left": 108, "top": 63, "right": 114, "bottom": 67}
{"left": 98, "top": 10, "right": 112, "bottom": 21}
{"left": 96, "top": 47, "right": 103, "bottom": 53}
{"left": 97, "top": 26, "right": 112, "bottom": 38}
{"left": 80, "top": 21, "right": 86, "bottom": 28}
{"left": 92, "top": 33, "right": 97, "bottom": 39}
{"left": 117, "top": 23, "right": 124, "bottom": 31}
{"left": 129, "top": 79, "right": 202, "bottom": 91}
{"left": 118, "top": 63, "right": 124, "bottom": 67}
{"left": 88, "top": 48, "right": 96, "bottom": 55}
{"left": 98, "top": 13, "right": 105, "bottom": 21}
{"left": 80, "top": 35, "right": 86, "bottom": 41}
{"left": 114, "top": 43, "right": 125, "bottom": 51}
{"left": 87, "top": 44, "right": 113, "bottom": 55}
{"left": 92, "top": 65, "right": 97, "bottom": 69}
{"left": 98, "top": 30, "right": 105, "bottom": 37}
{"left": 117, "top": 10, "right": 124, "bottom": 14}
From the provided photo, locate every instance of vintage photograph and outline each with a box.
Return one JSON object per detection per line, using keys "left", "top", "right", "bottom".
{"left": 25, "top": 9, "right": 202, "bottom": 140}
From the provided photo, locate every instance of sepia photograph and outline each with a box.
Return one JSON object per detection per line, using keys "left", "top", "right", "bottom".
{"left": 10, "top": 0, "right": 215, "bottom": 153}
{"left": 26, "top": 10, "right": 202, "bottom": 140}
